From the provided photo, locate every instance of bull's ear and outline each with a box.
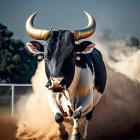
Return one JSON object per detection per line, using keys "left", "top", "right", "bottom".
{"left": 26, "top": 41, "right": 44, "bottom": 54}
{"left": 76, "top": 43, "right": 95, "bottom": 54}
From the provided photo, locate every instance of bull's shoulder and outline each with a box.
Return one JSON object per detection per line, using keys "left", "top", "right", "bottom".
{"left": 75, "top": 48, "right": 107, "bottom": 93}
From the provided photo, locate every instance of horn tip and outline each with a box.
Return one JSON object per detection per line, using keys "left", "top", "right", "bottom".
{"left": 83, "top": 10, "right": 87, "bottom": 13}
{"left": 83, "top": 11, "right": 88, "bottom": 15}
{"left": 34, "top": 11, "right": 39, "bottom": 15}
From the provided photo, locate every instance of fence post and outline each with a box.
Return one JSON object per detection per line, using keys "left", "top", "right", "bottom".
{"left": 0, "top": 84, "right": 32, "bottom": 116}
{"left": 11, "top": 84, "right": 14, "bottom": 116}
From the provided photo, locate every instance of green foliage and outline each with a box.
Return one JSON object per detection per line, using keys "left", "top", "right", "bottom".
{"left": 0, "top": 23, "right": 37, "bottom": 83}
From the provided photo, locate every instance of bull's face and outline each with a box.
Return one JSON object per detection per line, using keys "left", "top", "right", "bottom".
{"left": 25, "top": 11, "right": 96, "bottom": 90}
{"left": 26, "top": 30, "right": 76, "bottom": 90}
{"left": 44, "top": 30, "right": 76, "bottom": 89}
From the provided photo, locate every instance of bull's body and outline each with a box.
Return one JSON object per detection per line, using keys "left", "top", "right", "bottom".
{"left": 25, "top": 12, "right": 107, "bottom": 140}
{"left": 46, "top": 47, "right": 106, "bottom": 139}
{"left": 70, "top": 48, "right": 106, "bottom": 114}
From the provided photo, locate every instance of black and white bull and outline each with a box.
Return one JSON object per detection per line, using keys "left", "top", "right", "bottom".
{"left": 25, "top": 11, "right": 106, "bottom": 140}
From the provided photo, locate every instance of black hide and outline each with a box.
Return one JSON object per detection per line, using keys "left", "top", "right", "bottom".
{"left": 44, "top": 30, "right": 76, "bottom": 88}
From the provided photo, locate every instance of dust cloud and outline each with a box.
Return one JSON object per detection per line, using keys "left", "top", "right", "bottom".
{"left": 95, "top": 29, "right": 139, "bottom": 62}
{"left": 15, "top": 62, "right": 78, "bottom": 139}
{"left": 16, "top": 31, "right": 140, "bottom": 139}
{"left": 15, "top": 62, "right": 59, "bottom": 139}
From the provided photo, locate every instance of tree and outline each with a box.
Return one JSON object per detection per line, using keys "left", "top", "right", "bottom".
{"left": 126, "top": 36, "right": 140, "bottom": 49}
{"left": 129, "top": 37, "right": 139, "bottom": 47}
{"left": 0, "top": 23, "right": 37, "bottom": 83}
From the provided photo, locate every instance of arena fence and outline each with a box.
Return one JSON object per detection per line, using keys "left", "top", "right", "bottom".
{"left": 0, "top": 84, "right": 32, "bottom": 116}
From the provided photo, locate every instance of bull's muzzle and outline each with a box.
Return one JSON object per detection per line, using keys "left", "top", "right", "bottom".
{"left": 48, "top": 77, "right": 66, "bottom": 90}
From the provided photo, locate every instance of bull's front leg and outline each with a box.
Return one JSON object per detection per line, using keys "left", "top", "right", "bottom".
{"left": 71, "top": 106, "right": 82, "bottom": 140}
{"left": 71, "top": 92, "right": 93, "bottom": 140}
{"left": 47, "top": 89, "right": 68, "bottom": 140}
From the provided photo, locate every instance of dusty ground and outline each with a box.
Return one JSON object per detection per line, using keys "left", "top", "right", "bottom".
{"left": 0, "top": 116, "right": 17, "bottom": 140}
{"left": 1, "top": 105, "right": 140, "bottom": 140}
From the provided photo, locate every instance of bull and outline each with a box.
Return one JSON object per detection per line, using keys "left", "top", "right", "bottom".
{"left": 25, "top": 11, "right": 106, "bottom": 140}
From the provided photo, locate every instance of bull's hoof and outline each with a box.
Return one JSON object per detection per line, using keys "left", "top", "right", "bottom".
{"left": 60, "top": 132, "right": 68, "bottom": 140}
{"left": 55, "top": 113, "right": 64, "bottom": 123}
{"left": 71, "top": 132, "right": 81, "bottom": 140}
{"left": 73, "top": 110, "right": 82, "bottom": 119}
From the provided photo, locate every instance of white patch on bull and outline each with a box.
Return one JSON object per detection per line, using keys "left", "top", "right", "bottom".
{"left": 55, "top": 90, "right": 73, "bottom": 116}
{"left": 47, "top": 88, "right": 73, "bottom": 116}
{"left": 46, "top": 89, "right": 62, "bottom": 115}
{"left": 68, "top": 66, "right": 97, "bottom": 115}
{"left": 82, "top": 120, "right": 89, "bottom": 139}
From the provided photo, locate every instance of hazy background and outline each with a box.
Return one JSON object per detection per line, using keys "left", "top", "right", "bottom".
{"left": 0, "top": 0, "right": 140, "bottom": 43}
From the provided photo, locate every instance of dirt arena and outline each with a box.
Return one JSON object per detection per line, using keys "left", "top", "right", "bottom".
{"left": 1, "top": 87, "right": 140, "bottom": 140}
{"left": 0, "top": 116, "right": 17, "bottom": 140}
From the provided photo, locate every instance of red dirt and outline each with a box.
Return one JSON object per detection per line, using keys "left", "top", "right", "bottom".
{"left": 0, "top": 111, "right": 140, "bottom": 140}
{"left": 0, "top": 116, "right": 17, "bottom": 140}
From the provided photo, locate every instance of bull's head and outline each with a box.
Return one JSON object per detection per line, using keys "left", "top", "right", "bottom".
{"left": 25, "top": 11, "right": 96, "bottom": 91}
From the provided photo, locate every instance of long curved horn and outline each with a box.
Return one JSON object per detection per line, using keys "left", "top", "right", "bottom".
{"left": 73, "top": 11, "right": 96, "bottom": 41}
{"left": 25, "top": 12, "right": 52, "bottom": 40}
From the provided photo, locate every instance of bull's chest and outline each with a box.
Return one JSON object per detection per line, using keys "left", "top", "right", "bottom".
{"left": 69, "top": 66, "right": 94, "bottom": 97}
{"left": 53, "top": 91, "right": 73, "bottom": 116}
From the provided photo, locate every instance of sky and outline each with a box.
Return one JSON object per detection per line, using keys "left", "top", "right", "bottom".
{"left": 0, "top": 0, "right": 140, "bottom": 43}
